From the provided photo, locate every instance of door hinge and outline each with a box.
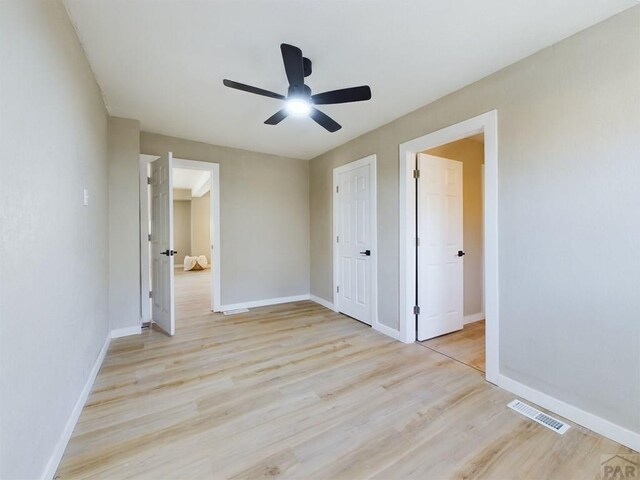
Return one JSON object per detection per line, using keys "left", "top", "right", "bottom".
{"left": 336, "top": 236, "right": 339, "bottom": 243}
{"left": 147, "top": 176, "right": 152, "bottom": 185}
{"left": 416, "top": 237, "right": 420, "bottom": 246}
{"left": 413, "top": 169, "right": 420, "bottom": 179}
{"left": 336, "top": 186, "right": 339, "bottom": 193}
{"left": 413, "top": 305, "right": 420, "bottom": 315}
{"left": 148, "top": 234, "right": 151, "bottom": 241}
{"left": 337, "top": 286, "right": 340, "bottom": 293}
{"left": 149, "top": 291, "right": 153, "bottom": 299}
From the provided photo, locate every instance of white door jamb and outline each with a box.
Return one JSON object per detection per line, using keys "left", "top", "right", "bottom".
{"left": 398, "top": 110, "right": 499, "bottom": 385}
{"left": 139, "top": 154, "right": 158, "bottom": 323}
{"left": 139, "top": 156, "right": 222, "bottom": 315}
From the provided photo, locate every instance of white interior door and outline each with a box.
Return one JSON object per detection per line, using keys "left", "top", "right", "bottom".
{"left": 336, "top": 162, "right": 373, "bottom": 325}
{"left": 417, "top": 153, "right": 464, "bottom": 341}
{"left": 150, "top": 152, "right": 175, "bottom": 336}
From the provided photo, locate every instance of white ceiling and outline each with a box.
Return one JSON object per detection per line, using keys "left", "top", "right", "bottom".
{"left": 172, "top": 168, "right": 210, "bottom": 197}
{"left": 64, "top": 0, "right": 635, "bottom": 160}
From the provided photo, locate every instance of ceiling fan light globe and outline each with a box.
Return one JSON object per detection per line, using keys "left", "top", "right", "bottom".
{"left": 285, "top": 98, "right": 311, "bottom": 117}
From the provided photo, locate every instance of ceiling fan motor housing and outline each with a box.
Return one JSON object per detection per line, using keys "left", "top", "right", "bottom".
{"left": 303, "top": 57, "right": 312, "bottom": 77}
{"left": 288, "top": 84, "right": 312, "bottom": 100}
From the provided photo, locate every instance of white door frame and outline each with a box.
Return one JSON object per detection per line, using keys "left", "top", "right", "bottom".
{"left": 399, "top": 110, "right": 499, "bottom": 384}
{"left": 139, "top": 156, "right": 222, "bottom": 314}
{"left": 139, "top": 154, "right": 156, "bottom": 323}
{"left": 332, "top": 154, "right": 380, "bottom": 331}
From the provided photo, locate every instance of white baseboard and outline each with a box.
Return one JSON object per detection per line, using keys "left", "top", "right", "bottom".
{"left": 220, "top": 294, "right": 310, "bottom": 312}
{"left": 41, "top": 334, "right": 111, "bottom": 480}
{"left": 310, "top": 294, "right": 337, "bottom": 312}
{"left": 373, "top": 322, "right": 401, "bottom": 341}
{"left": 308, "top": 295, "right": 400, "bottom": 342}
{"left": 110, "top": 326, "right": 141, "bottom": 339}
{"left": 464, "top": 312, "right": 485, "bottom": 324}
{"left": 497, "top": 374, "right": 640, "bottom": 452}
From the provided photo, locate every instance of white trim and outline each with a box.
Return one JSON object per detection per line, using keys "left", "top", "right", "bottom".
{"left": 310, "top": 294, "right": 337, "bottom": 312}
{"left": 373, "top": 322, "right": 401, "bottom": 340}
{"left": 110, "top": 326, "right": 141, "bottom": 339}
{"left": 220, "top": 294, "right": 310, "bottom": 312}
{"left": 40, "top": 334, "right": 110, "bottom": 480}
{"left": 141, "top": 157, "right": 222, "bottom": 315}
{"left": 498, "top": 374, "right": 640, "bottom": 452}
{"left": 332, "top": 154, "right": 379, "bottom": 329}
{"left": 139, "top": 154, "right": 157, "bottom": 323}
{"left": 464, "top": 312, "right": 485, "bottom": 324}
{"left": 398, "top": 110, "right": 499, "bottom": 385}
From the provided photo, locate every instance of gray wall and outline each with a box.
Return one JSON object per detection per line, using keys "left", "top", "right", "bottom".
{"left": 141, "top": 133, "right": 310, "bottom": 305}
{"left": 310, "top": 7, "right": 640, "bottom": 433}
{"left": 108, "top": 117, "right": 141, "bottom": 331}
{"left": 191, "top": 192, "right": 211, "bottom": 263}
{"left": 173, "top": 199, "right": 192, "bottom": 266}
{"left": 425, "top": 139, "right": 484, "bottom": 318}
{"left": 0, "top": 1, "right": 109, "bottom": 478}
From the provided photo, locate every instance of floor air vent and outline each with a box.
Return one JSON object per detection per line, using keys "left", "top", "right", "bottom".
{"left": 223, "top": 308, "right": 249, "bottom": 315}
{"left": 507, "top": 399, "right": 570, "bottom": 434}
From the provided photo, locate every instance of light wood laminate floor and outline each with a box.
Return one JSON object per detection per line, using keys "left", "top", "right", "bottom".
{"left": 56, "top": 271, "right": 634, "bottom": 479}
{"left": 420, "top": 320, "right": 486, "bottom": 373}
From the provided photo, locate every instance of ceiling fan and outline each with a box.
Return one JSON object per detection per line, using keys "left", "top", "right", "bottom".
{"left": 223, "top": 43, "right": 371, "bottom": 133}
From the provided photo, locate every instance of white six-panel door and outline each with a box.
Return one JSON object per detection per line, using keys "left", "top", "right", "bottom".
{"left": 150, "top": 152, "right": 175, "bottom": 336}
{"left": 417, "top": 153, "right": 464, "bottom": 341}
{"left": 335, "top": 161, "right": 373, "bottom": 325}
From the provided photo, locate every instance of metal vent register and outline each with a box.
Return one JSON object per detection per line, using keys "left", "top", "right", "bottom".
{"left": 507, "top": 400, "right": 570, "bottom": 434}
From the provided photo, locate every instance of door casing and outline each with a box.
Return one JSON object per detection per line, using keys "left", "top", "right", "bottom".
{"left": 398, "top": 110, "right": 498, "bottom": 385}
{"left": 140, "top": 156, "right": 222, "bottom": 318}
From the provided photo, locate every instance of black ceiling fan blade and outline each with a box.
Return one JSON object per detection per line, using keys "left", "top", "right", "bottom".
{"left": 264, "top": 109, "right": 288, "bottom": 125}
{"left": 309, "top": 108, "right": 341, "bottom": 132}
{"left": 280, "top": 43, "right": 304, "bottom": 87}
{"left": 222, "top": 79, "right": 285, "bottom": 100}
{"left": 311, "top": 86, "right": 372, "bottom": 105}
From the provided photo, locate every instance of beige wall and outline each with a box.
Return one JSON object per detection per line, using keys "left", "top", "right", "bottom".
{"left": 310, "top": 7, "right": 640, "bottom": 433}
{"left": 0, "top": 1, "right": 109, "bottom": 478}
{"left": 173, "top": 188, "right": 192, "bottom": 201}
{"left": 425, "top": 138, "right": 484, "bottom": 318}
{"left": 191, "top": 192, "right": 211, "bottom": 263}
{"left": 141, "top": 133, "right": 310, "bottom": 305}
{"left": 108, "top": 117, "right": 141, "bottom": 331}
{"left": 173, "top": 200, "right": 192, "bottom": 266}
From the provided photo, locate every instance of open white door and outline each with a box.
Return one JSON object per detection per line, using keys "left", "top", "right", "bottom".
{"left": 150, "top": 152, "right": 175, "bottom": 336}
{"left": 417, "top": 153, "right": 464, "bottom": 341}
{"left": 335, "top": 160, "right": 374, "bottom": 325}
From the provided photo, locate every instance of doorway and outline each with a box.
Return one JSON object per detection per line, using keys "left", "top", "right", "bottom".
{"left": 398, "top": 110, "right": 498, "bottom": 384}
{"left": 140, "top": 154, "right": 221, "bottom": 335}
{"left": 172, "top": 163, "right": 215, "bottom": 326}
{"left": 332, "top": 155, "right": 378, "bottom": 328}
{"left": 416, "top": 135, "right": 485, "bottom": 372}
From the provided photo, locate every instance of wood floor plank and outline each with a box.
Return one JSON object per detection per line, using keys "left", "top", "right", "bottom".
{"left": 419, "top": 319, "right": 486, "bottom": 372}
{"left": 56, "top": 270, "right": 635, "bottom": 479}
